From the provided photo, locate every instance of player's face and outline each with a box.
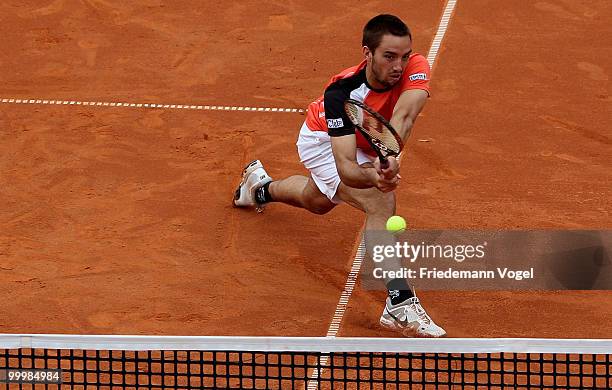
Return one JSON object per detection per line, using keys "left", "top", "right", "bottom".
{"left": 365, "top": 34, "right": 412, "bottom": 88}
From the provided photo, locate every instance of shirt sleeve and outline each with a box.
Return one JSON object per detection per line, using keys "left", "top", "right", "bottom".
{"left": 323, "top": 84, "right": 355, "bottom": 137}
{"left": 400, "top": 54, "right": 431, "bottom": 96}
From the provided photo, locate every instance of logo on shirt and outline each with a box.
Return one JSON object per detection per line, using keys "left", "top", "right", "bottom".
{"left": 409, "top": 73, "right": 427, "bottom": 81}
{"left": 327, "top": 118, "right": 344, "bottom": 129}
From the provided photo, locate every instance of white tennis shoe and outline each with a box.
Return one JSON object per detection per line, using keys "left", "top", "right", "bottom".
{"left": 233, "top": 160, "right": 272, "bottom": 211}
{"left": 380, "top": 296, "right": 447, "bottom": 338}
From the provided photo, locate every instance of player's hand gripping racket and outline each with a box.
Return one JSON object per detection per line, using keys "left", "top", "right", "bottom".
{"left": 343, "top": 98, "right": 403, "bottom": 169}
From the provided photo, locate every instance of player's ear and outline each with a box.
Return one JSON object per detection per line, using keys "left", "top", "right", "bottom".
{"left": 363, "top": 46, "right": 372, "bottom": 59}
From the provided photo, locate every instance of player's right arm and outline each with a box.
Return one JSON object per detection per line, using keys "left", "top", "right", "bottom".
{"left": 324, "top": 83, "right": 398, "bottom": 191}
{"left": 330, "top": 135, "right": 398, "bottom": 192}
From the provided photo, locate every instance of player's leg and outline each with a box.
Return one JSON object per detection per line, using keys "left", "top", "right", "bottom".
{"left": 232, "top": 162, "right": 336, "bottom": 214}
{"left": 233, "top": 166, "right": 336, "bottom": 214}
{"left": 234, "top": 122, "right": 341, "bottom": 214}
{"left": 336, "top": 183, "right": 447, "bottom": 337}
{"left": 336, "top": 183, "right": 404, "bottom": 286}
{"left": 267, "top": 175, "right": 336, "bottom": 215}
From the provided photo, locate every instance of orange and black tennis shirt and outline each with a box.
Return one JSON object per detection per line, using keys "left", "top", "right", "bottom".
{"left": 305, "top": 53, "right": 431, "bottom": 156}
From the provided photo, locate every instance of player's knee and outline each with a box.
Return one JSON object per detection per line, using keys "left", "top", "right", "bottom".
{"left": 307, "top": 199, "right": 336, "bottom": 215}
{"left": 310, "top": 206, "right": 332, "bottom": 215}
{"left": 302, "top": 179, "right": 335, "bottom": 214}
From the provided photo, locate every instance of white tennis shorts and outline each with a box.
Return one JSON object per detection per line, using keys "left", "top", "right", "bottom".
{"left": 296, "top": 121, "right": 374, "bottom": 204}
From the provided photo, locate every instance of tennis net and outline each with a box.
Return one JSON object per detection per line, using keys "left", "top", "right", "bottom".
{"left": 1, "top": 334, "right": 611, "bottom": 389}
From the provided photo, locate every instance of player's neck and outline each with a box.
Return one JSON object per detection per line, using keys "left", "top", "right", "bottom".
{"left": 365, "top": 64, "right": 389, "bottom": 91}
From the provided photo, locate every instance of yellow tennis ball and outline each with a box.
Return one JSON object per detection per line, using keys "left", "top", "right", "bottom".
{"left": 386, "top": 215, "right": 406, "bottom": 233}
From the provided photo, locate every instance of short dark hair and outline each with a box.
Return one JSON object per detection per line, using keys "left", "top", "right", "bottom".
{"left": 362, "top": 14, "right": 411, "bottom": 53}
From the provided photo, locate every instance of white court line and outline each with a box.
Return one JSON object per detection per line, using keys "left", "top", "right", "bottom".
{"left": 427, "top": 0, "right": 458, "bottom": 67}
{"left": 0, "top": 97, "right": 306, "bottom": 114}
{"left": 306, "top": 0, "right": 458, "bottom": 388}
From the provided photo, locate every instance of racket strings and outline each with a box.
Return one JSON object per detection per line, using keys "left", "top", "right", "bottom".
{"left": 347, "top": 104, "right": 401, "bottom": 155}
{"left": 345, "top": 104, "right": 362, "bottom": 125}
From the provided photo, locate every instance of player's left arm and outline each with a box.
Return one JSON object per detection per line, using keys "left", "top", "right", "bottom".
{"left": 389, "top": 89, "right": 429, "bottom": 141}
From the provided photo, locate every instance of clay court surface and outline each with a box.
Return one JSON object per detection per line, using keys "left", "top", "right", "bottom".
{"left": 0, "top": 0, "right": 610, "bottom": 339}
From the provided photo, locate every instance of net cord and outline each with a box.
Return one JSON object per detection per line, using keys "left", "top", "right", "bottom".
{"left": 1, "top": 335, "right": 611, "bottom": 354}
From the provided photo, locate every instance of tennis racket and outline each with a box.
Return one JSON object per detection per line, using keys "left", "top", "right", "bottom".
{"left": 343, "top": 98, "right": 403, "bottom": 169}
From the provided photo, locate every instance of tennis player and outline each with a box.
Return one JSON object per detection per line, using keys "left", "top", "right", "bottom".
{"left": 234, "top": 14, "right": 445, "bottom": 337}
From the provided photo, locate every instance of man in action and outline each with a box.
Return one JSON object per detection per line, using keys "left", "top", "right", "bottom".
{"left": 233, "top": 14, "right": 445, "bottom": 337}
